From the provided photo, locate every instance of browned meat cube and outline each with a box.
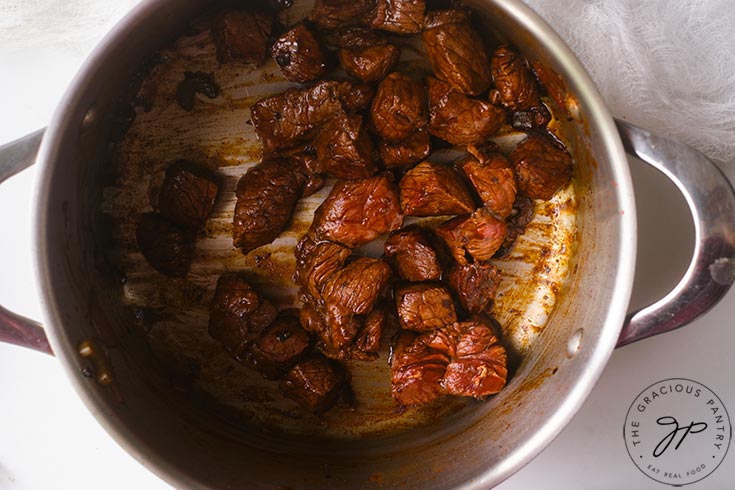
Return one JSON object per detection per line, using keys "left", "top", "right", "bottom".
{"left": 378, "top": 128, "right": 431, "bottom": 168}
{"left": 489, "top": 45, "right": 541, "bottom": 112}
{"left": 314, "top": 112, "right": 376, "bottom": 180}
{"left": 510, "top": 135, "right": 572, "bottom": 200}
{"left": 446, "top": 262, "right": 501, "bottom": 314}
{"left": 427, "top": 77, "right": 505, "bottom": 146}
{"left": 423, "top": 10, "right": 491, "bottom": 96}
{"left": 334, "top": 27, "right": 400, "bottom": 83}
{"left": 399, "top": 161, "right": 476, "bottom": 217}
{"left": 288, "top": 150, "right": 326, "bottom": 197}
{"left": 158, "top": 161, "right": 219, "bottom": 231}
{"left": 271, "top": 22, "right": 331, "bottom": 84}
{"left": 293, "top": 235, "right": 351, "bottom": 301}
{"left": 353, "top": 306, "right": 388, "bottom": 360}
{"left": 337, "top": 81, "right": 376, "bottom": 112}
{"left": 495, "top": 194, "right": 535, "bottom": 257}
{"left": 390, "top": 331, "right": 449, "bottom": 406}
{"left": 233, "top": 160, "right": 304, "bottom": 254}
{"left": 457, "top": 146, "right": 517, "bottom": 218}
{"left": 396, "top": 283, "right": 457, "bottom": 331}
{"left": 436, "top": 207, "right": 507, "bottom": 264}
{"left": 208, "top": 274, "right": 278, "bottom": 359}
{"left": 367, "top": 0, "right": 425, "bottom": 34}
{"left": 310, "top": 0, "right": 376, "bottom": 29}
{"left": 384, "top": 226, "right": 442, "bottom": 281}
{"left": 311, "top": 174, "right": 403, "bottom": 247}
{"left": 370, "top": 72, "right": 428, "bottom": 142}
{"left": 244, "top": 310, "right": 312, "bottom": 379}
{"left": 279, "top": 355, "right": 348, "bottom": 412}
{"left": 322, "top": 257, "right": 392, "bottom": 321}
{"left": 136, "top": 213, "right": 193, "bottom": 278}
{"left": 212, "top": 10, "right": 274, "bottom": 66}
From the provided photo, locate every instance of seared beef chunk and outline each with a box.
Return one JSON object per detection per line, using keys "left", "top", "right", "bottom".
{"left": 233, "top": 160, "right": 304, "bottom": 253}
{"left": 176, "top": 71, "right": 219, "bottom": 111}
{"left": 271, "top": 22, "right": 331, "bottom": 83}
{"left": 212, "top": 10, "right": 274, "bottom": 66}
{"left": 208, "top": 274, "right": 278, "bottom": 359}
{"left": 384, "top": 226, "right": 442, "bottom": 281}
{"left": 496, "top": 194, "right": 535, "bottom": 257}
{"left": 322, "top": 258, "right": 392, "bottom": 322}
{"left": 158, "top": 161, "right": 219, "bottom": 231}
{"left": 446, "top": 262, "right": 501, "bottom": 314}
{"left": 310, "top": 0, "right": 376, "bottom": 29}
{"left": 311, "top": 174, "right": 403, "bottom": 247}
{"left": 457, "top": 146, "right": 517, "bottom": 218}
{"left": 353, "top": 306, "right": 388, "bottom": 360}
{"left": 390, "top": 331, "right": 449, "bottom": 406}
{"left": 489, "top": 45, "right": 541, "bottom": 112}
{"left": 279, "top": 355, "right": 348, "bottom": 412}
{"left": 510, "top": 134, "right": 572, "bottom": 200}
{"left": 314, "top": 112, "right": 376, "bottom": 179}
{"left": 289, "top": 150, "right": 326, "bottom": 197}
{"left": 337, "top": 81, "right": 376, "bottom": 112}
{"left": 244, "top": 310, "right": 311, "bottom": 379}
{"left": 136, "top": 213, "right": 193, "bottom": 277}
{"left": 370, "top": 72, "right": 428, "bottom": 142}
{"left": 436, "top": 206, "right": 507, "bottom": 264}
{"left": 396, "top": 283, "right": 457, "bottom": 331}
{"left": 423, "top": 10, "right": 492, "bottom": 96}
{"left": 399, "top": 161, "right": 476, "bottom": 216}
{"left": 427, "top": 77, "right": 505, "bottom": 146}
{"left": 378, "top": 128, "right": 431, "bottom": 168}
{"left": 511, "top": 104, "right": 551, "bottom": 130}
{"left": 293, "top": 235, "right": 351, "bottom": 301}
{"left": 335, "top": 27, "right": 400, "bottom": 83}
{"left": 367, "top": 0, "right": 425, "bottom": 34}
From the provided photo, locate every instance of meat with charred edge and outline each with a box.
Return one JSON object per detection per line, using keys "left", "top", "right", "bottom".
{"left": 314, "top": 111, "right": 376, "bottom": 180}
{"left": 384, "top": 226, "right": 443, "bottom": 281}
{"left": 510, "top": 134, "right": 572, "bottom": 200}
{"left": 279, "top": 355, "right": 349, "bottom": 413}
{"left": 310, "top": 0, "right": 376, "bottom": 29}
{"left": 489, "top": 45, "right": 541, "bottom": 112}
{"left": 335, "top": 27, "right": 400, "bottom": 83}
{"left": 158, "top": 161, "right": 219, "bottom": 231}
{"left": 436, "top": 206, "right": 508, "bottom": 264}
{"left": 422, "top": 10, "right": 492, "bottom": 96}
{"left": 211, "top": 9, "right": 274, "bottom": 66}
{"left": 367, "top": 0, "right": 425, "bottom": 34}
{"left": 390, "top": 330, "right": 449, "bottom": 406}
{"left": 233, "top": 160, "right": 304, "bottom": 254}
{"left": 208, "top": 273, "right": 278, "bottom": 359}
{"left": 244, "top": 310, "right": 312, "bottom": 379}
{"left": 288, "top": 150, "right": 326, "bottom": 197}
{"left": 446, "top": 262, "right": 501, "bottom": 314}
{"left": 457, "top": 146, "right": 517, "bottom": 218}
{"left": 399, "top": 161, "right": 476, "bottom": 217}
{"left": 293, "top": 235, "right": 351, "bottom": 302}
{"left": 395, "top": 283, "right": 458, "bottom": 331}
{"left": 378, "top": 128, "right": 431, "bottom": 168}
{"left": 370, "top": 72, "right": 428, "bottom": 142}
{"left": 271, "top": 22, "right": 331, "bottom": 84}
{"left": 136, "top": 213, "right": 193, "bottom": 278}
{"left": 495, "top": 194, "right": 535, "bottom": 257}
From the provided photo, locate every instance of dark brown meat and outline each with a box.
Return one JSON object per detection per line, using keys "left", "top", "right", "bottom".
{"left": 293, "top": 235, "right": 351, "bottom": 301}
{"left": 337, "top": 81, "right": 376, "bottom": 112}
{"left": 208, "top": 274, "right": 278, "bottom": 359}
{"left": 370, "top": 72, "right": 428, "bottom": 142}
{"left": 310, "top": 0, "right": 376, "bottom": 29}
{"left": 489, "top": 45, "right": 541, "bottom": 112}
{"left": 314, "top": 112, "right": 376, "bottom": 180}
{"left": 436, "top": 207, "right": 507, "bottom": 264}
{"left": 311, "top": 174, "right": 403, "bottom": 247}
{"left": 279, "top": 355, "right": 348, "bottom": 413}
{"left": 395, "top": 283, "right": 457, "bottom": 331}
{"left": 390, "top": 331, "right": 449, "bottom": 406}
{"left": 495, "top": 194, "right": 535, "bottom": 257}
{"left": 212, "top": 10, "right": 274, "bottom": 66}
{"left": 446, "top": 262, "right": 501, "bottom": 314}
{"left": 378, "top": 128, "right": 431, "bottom": 168}
{"left": 176, "top": 71, "right": 219, "bottom": 111}
{"left": 367, "top": 0, "right": 425, "bottom": 34}
{"left": 158, "top": 161, "right": 219, "bottom": 231}
{"left": 289, "top": 150, "right": 326, "bottom": 197}
{"left": 427, "top": 77, "right": 505, "bottom": 146}
{"left": 136, "top": 213, "right": 193, "bottom": 278}
{"left": 384, "top": 226, "right": 442, "bottom": 281}
{"left": 510, "top": 134, "right": 572, "bottom": 200}
{"left": 335, "top": 27, "right": 400, "bottom": 83}
{"left": 511, "top": 104, "right": 551, "bottom": 130}
{"left": 457, "top": 146, "right": 517, "bottom": 218}
{"left": 244, "top": 310, "right": 311, "bottom": 379}
{"left": 399, "top": 161, "right": 476, "bottom": 217}
{"left": 422, "top": 10, "right": 492, "bottom": 96}
{"left": 353, "top": 306, "right": 388, "bottom": 360}
{"left": 271, "top": 22, "right": 331, "bottom": 83}
{"left": 233, "top": 160, "right": 304, "bottom": 253}
{"left": 322, "top": 258, "right": 392, "bottom": 321}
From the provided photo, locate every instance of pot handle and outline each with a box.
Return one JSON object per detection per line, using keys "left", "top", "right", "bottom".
{"left": 615, "top": 119, "right": 735, "bottom": 347}
{"left": 0, "top": 129, "right": 53, "bottom": 355}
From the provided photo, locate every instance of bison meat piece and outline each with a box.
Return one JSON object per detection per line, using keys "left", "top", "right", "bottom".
{"left": 279, "top": 355, "right": 348, "bottom": 412}
{"left": 423, "top": 10, "right": 491, "bottom": 96}
{"left": 396, "top": 283, "right": 457, "bottom": 331}
{"left": 367, "top": 0, "right": 425, "bottom": 34}
{"left": 337, "top": 81, "right": 376, "bottom": 112}
{"left": 208, "top": 273, "right": 278, "bottom": 359}
{"left": 399, "top": 161, "right": 476, "bottom": 217}
{"left": 390, "top": 331, "right": 449, "bottom": 406}
{"left": 446, "top": 262, "right": 501, "bottom": 314}
{"left": 457, "top": 146, "right": 517, "bottom": 218}
{"left": 271, "top": 22, "right": 331, "bottom": 83}
{"left": 289, "top": 150, "right": 326, "bottom": 197}
{"left": 378, "top": 128, "right": 431, "bottom": 168}
{"left": 233, "top": 160, "right": 303, "bottom": 253}
{"left": 158, "top": 161, "right": 219, "bottom": 231}
{"left": 244, "top": 310, "right": 311, "bottom": 379}
{"left": 495, "top": 194, "right": 535, "bottom": 257}
{"left": 310, "top": 0, "right": 376, "bottom": 29}
{"left": 353, "top": 306, "right": 389, "bottom": 360}
{"left": 136, "top": 213, "right": 193, "bottom": 277}
{"left": 489, "top": 45, "right": 541, "bottom": 112}
{"left": 510, "top": 134, "right": 572, "bottom": 200}
{"left": 427, "top": 77, "right": 505, "bottom": 146}
{"left": 314, "top": 112, "right": 376, "bottom": 180}
{"left": 322, "top": 257, "right": 392, "bottom": 321}
{"left": 212, "top": 10, "right": 274, "bottom": 66}
{"left": 338, "top": 41, "right": 400, "bottom": 84}
{"left": 370, "top": 72, "right": 428, "bottom": 142}
{"left": 384, "top": 226, "right": 442, "bottom": 281}
{"left": 293, "top": 235, "right": 351, "bottom": 302}
{"left": 436, "top": 207, "right": 507, "bottom": 264}
{"left": 311, "top": 174, "right": 403, "bottom": 247}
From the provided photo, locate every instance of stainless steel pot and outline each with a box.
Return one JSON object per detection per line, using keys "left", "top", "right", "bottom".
{"left": 1, "top": 0, "right": 734, "bottom": 488}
